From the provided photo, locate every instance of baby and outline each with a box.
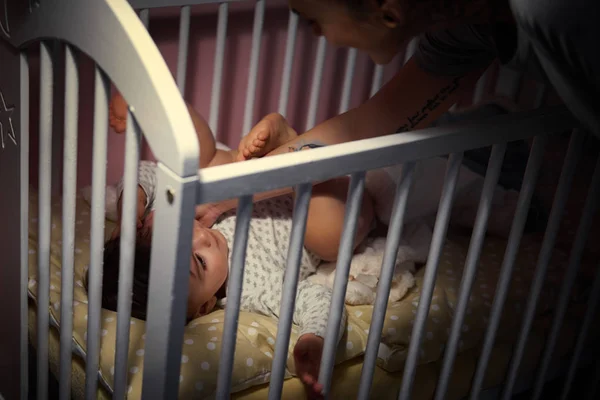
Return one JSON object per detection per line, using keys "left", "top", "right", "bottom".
{"left": 99, "top": 93, "right": 374, "bottom": 398}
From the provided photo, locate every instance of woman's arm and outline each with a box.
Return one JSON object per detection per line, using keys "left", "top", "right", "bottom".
{"left": 196, "top": 58, "right": 485, "bottom": 225}
{"left": 265, "top": 57, "right": 484, "bottom": 155}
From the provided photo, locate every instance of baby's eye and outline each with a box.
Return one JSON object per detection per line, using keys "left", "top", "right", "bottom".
{"left": 194, "top": 253, "right": 207, "bottom": 271}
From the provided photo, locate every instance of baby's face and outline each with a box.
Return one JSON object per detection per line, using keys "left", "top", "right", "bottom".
{"left": 187, "top": 220, "right": 230, "bottom": 319}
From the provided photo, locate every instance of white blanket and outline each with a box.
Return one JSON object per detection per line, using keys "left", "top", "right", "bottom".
{"left": 308, "top": 222, "right": 432, "bottom": 305}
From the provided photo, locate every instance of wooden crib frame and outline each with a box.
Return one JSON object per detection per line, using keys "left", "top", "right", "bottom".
{"left": 1, "top": 0, "right": 599, "bottom": 399}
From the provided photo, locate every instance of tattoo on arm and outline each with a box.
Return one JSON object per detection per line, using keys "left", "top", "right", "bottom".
{"left": 288, "top": 142, "right": 327, "bottom": 153}
{"left": 397, "top": 75, "right": 462, "bottom": 133}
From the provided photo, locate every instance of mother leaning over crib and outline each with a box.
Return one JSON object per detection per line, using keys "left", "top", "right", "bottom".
{"left": 203, "top": 0, "right": 599, "bottom": 224}
{"left": 115, "top": 0, "right": 600, "bottom": 226}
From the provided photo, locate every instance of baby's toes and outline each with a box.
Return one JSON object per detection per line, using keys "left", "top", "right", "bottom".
{"left": 256, "top": 130, "right": 271, "bottom": 141}
{"left": 248, "top": 144, "right": 262, "bottom": 155}
{"left": 252, "top": 138, "right": 267, "bottom": 148}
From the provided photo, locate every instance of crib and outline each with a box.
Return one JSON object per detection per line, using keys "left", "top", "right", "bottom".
{"left": 1, "top": 0, "right": 600, "bottom": 399}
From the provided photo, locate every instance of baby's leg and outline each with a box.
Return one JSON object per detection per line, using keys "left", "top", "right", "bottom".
{"left": 301, "top": 177, "right": 375, "bottom": 262}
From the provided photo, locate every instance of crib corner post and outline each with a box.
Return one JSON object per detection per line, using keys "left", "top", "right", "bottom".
{"left": 141, "top": 163, "right": 197, "bottom": 399}
{"left": 0, "top": 39, "right": 28, "bottom": 400}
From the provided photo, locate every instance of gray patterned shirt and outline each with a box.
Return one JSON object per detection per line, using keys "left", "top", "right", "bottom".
{"left": 415, "top": 22, "right": 546, "bottom": 82}
{"left": 118, "top": 161, "right": 347, "bottom": 340}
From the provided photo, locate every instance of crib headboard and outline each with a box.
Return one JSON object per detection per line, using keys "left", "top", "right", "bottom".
{"left": 2, "top": 0, "right": 200, "bottom": 175}
{"left": 0, "top": 1, "right": 198, "bottom": 398}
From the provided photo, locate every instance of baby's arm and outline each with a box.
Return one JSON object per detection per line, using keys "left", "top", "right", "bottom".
{"left": 293, "top": 280, "right": 347, "bottom": 398}
{"left": 243, "top": 272, "right": 345, "bottom": 398}
{"left": 111, "top": 161, "right": 157, "bottom": 238}
{"left": 293, "top": 279, "right": 347, "bottom": 342}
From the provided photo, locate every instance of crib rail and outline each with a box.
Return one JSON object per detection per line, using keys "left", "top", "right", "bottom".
{"left": 4, "top": 0, "right": 200, "bottom": 177}
{"left": 196, "top": 105, "right": 577, "bottom": 204}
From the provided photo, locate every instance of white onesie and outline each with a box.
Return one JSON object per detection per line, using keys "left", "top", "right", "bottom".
{"left": 117, "top": 161, "right": 347, "bottom": 340}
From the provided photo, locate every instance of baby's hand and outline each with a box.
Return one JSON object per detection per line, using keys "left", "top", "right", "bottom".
{"left": 237, "top": 113, "right": 297, "bottom": 161}
{"left": 109, "top": 91, "right": 129, "bottom": 134}
{"left": 293, "top": 333, "right": 325, "bottom": 400}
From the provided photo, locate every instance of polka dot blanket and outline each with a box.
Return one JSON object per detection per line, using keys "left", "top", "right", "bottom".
{"left": 26, "top": 189, "right": 569, "bottom": 399}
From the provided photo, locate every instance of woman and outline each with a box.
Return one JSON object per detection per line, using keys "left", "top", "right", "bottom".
{"left": 238, "top": 0, "right": 598, "bottom": 162}
{"left": 204, "top": 0, "right": 595, "bottom": 226}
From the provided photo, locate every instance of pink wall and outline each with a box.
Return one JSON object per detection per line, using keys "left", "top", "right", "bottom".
{"left": 25, "top": 0, "right": 559, "bottom": 191}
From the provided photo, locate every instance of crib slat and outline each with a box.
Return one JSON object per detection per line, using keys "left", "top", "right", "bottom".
{"left": 209, "top": 2, "right": 229, "bottom": 135}
{"left": 20, "top": 51, "right": 30, "bottom": 400}
{"left": 242, "top": 0, "right": 265, "bottom": 135}
{"left": 358, "top": 163, "right": 416, "bottom": 400}
{"left": 216, "top": 195, "right": 254, "bottom": 397}
{"left": 85, "top": 66, "right": 110, "bottom": 400}
{"left": 531, "top": 155, "right": 600, "bottom": 400}
{"left": 277, "top": 10, "right": 298, "bottom": 117}
{"left": 561, "top": 260, "right": 600, "bottom": 400}
{"left": 51, "top": 41, "right": 65, "bottom": 198}
{"left": 500, "top": 130, "right": 585, "bottom": 400}
{"left": 338, "top": 48, "right": 357, "bottom": 114}
{"left": 58, "top": 44, "right": 79, "bottom": 400}
{"left": 434, "top": 144, "right": 507, "bottom": 399}
{"left": 305, "top": 36, "right": 327, "bottom": 131}
{"left": 37, "top": 41, "right": 54, "bottom": 400}
{"left": 318, "top": 172, "right": 366, "bottom": 395}
{"left": 369, "top": 65, "right": 384, "bottom": 98}
{"left": 176, "top": 6, "right": 191, "bottom": 95}
{"left": 139, "top": 8, "right": 150, "bottom": 29}
{"left": 113, "top": 111, "right": 142, "bottom": 399}
{"left": 269, "top": 183, "right": 313, "bottom": 400}
{"left": 397, "top": 152, "right": 464, "bottom": 400}
{"left": 468, "top": 135, "right": 548, "bottom": 399}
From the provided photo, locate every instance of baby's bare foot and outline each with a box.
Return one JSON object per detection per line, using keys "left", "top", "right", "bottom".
{"left": 109, "top": 92, "right": 129, "bottom": 134}
{"left": 238, "top": 113, "right": 297, "bottom": 160}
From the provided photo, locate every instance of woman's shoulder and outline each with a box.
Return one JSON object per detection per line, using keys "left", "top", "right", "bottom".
{"left": 414, "top": 23, "right": 499, "bottom": 76}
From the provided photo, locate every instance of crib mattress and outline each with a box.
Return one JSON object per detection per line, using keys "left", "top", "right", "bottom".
{"left": 25, "top": 189, "right": 591, "bottom": 399}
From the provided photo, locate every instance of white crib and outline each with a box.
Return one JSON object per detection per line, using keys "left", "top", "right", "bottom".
{"left": 1, "top": 0, "right": 599, "bottom": 399}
